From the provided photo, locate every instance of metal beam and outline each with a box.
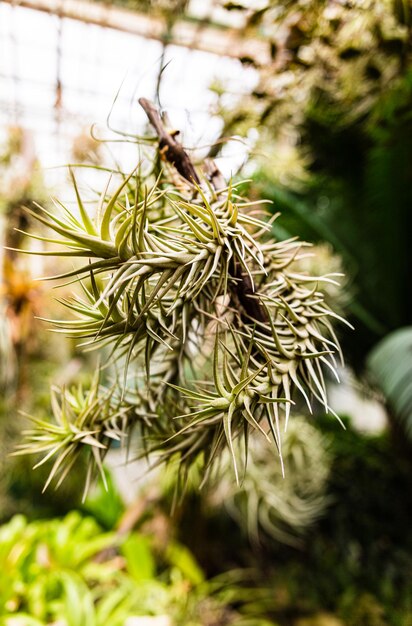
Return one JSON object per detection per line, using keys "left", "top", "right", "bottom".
{"left": 2, "top": 0, "right": 270, "bottom": 64}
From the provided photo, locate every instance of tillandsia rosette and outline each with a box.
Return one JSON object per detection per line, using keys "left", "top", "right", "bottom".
{"left": 210, "top": 417, "right": 332, "bottom": 547}
{"left": 14, "top": 99, "right": 350, "bottom": 491}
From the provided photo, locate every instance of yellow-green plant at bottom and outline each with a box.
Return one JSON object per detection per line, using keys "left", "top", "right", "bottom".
{"left": 0, "top": 511, "right": 277, "bottom": 626}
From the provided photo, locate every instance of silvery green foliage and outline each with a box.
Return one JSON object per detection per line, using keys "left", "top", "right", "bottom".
{"left": 16, "top": 161, "right": 347, "bottom": 489}
{"left": 210, "top": 417, "right": 332, "bottom": 546}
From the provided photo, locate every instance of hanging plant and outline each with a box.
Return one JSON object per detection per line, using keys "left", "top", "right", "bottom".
{"left": 13, "top": 99, "right": 349, "bottom": 492}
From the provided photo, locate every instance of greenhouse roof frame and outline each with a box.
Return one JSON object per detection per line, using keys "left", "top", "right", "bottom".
{"left": 2, "top": 0, "right": 270, "bottom": 64}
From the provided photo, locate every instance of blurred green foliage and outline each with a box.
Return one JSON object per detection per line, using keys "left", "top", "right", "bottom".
{"left": 91, "top": 0, "right": 189, "bottom": 21}
{"left": 163, "top": 418, "right": 412, "bottom": 626}
{"left": 367, "top": 327, "right": 412, "bottom": 442}
{"left": 0, "top": 510, "right": 279, "bottom": 626}
{"left": 270, "top": 416, "right": 412, "bottom": 625}
{"left": 82, "top": 468, "right": 125, "bottom": 530}
{"left": 0, "top": 127, "right": 90, "bottom": 522}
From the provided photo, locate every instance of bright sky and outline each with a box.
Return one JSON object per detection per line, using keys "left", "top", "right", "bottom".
{"left": 0, "top": 3, "right": 259, "bottom": 186}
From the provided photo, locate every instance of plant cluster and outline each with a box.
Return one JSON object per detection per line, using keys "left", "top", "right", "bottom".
{"left": 15, "top": 100, "right": 347, "bottom": 492}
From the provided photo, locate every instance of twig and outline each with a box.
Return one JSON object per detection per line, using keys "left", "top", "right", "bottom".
{"left": 139, "top": 97, "right": 200, "bottom": 184}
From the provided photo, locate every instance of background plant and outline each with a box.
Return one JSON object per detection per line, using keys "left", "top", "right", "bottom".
{"left": 0, "top": 510, "right": 279, "bottom": 626}
{"left": 210, "top": 416, "right": 332, "bottom": 547}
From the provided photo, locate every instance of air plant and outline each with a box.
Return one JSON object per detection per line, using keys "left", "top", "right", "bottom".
{"left": 209, "top": 417, "right": 332, "bottom": 547}
{"left": 14, "top": 98, "right": 349, "bottom": 491}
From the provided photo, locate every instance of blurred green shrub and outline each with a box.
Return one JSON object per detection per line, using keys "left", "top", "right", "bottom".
{"left": 0, "top": 511, "right": 279, "bottom": 626}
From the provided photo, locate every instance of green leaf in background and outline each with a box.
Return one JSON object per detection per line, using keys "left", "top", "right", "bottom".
{"left": 121, "top": 534, "right": 156, "bottom": 582}
{"left": 82, "top": 468, "right": 125, "bottom": 529}
{"left": 367, "top": 327, "right": 412, "bottom": 439}
{"left": 165, "top": 541, "right": 204, "bottom": 586}
{"left": 52, "top": 571, "right": 96, "bottom": 626}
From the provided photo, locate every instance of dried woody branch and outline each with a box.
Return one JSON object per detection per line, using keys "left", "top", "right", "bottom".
{"left": 139, "top": 97, "right": 200, "bottom": 184}
{"left": 138, "top": 97, "right": 268, "bottom": 324}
